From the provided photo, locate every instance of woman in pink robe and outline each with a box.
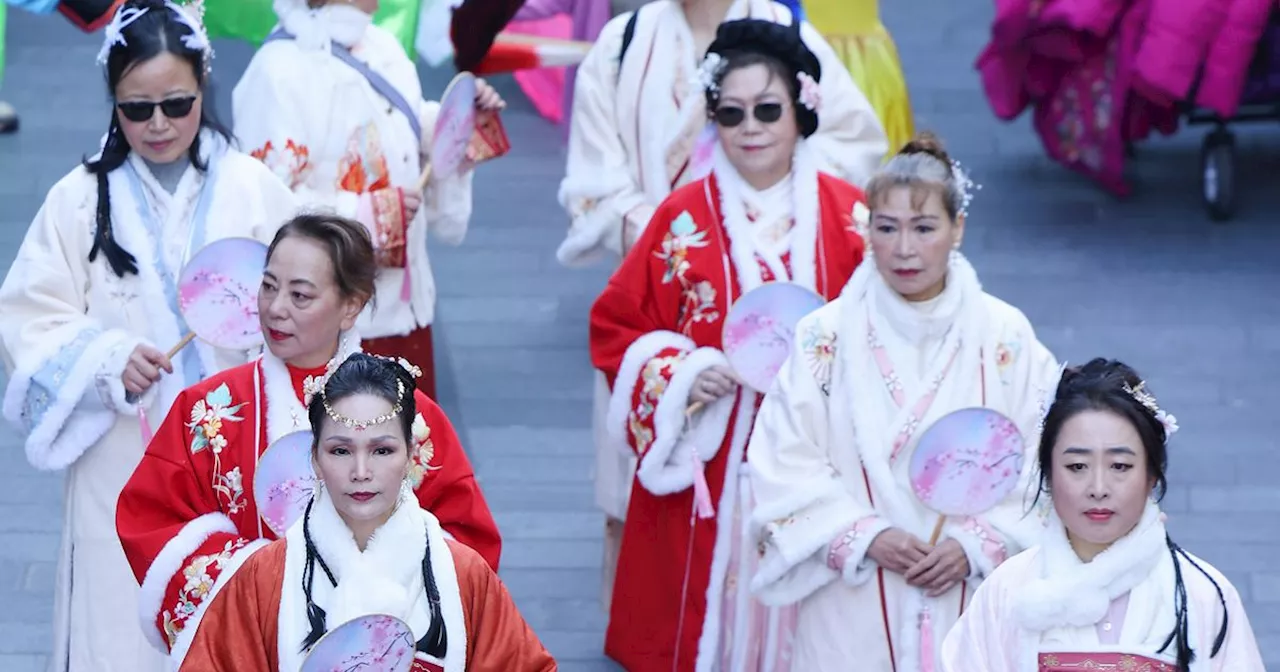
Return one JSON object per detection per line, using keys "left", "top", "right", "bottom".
{"left": 941, "top": 358, "right": 1266, "bottom": 672}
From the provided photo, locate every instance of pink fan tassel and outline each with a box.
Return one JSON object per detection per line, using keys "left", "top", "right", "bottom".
{"left": 138, "top": 407, "right": 154, "bottom": 445}
{"left": 400, "top": 264, "right": 413, "bottom": 303}
{"left": 919, "top": 607, "right": 936, "bottom": 672}
{"left": 691, "top": 444, "right": 715, "bottom": 519}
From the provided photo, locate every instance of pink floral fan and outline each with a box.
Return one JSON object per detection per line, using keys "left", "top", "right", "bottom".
{"left": 417, "top": 72, "right": 479, "bottom": 191}
{"left": 174, "top": 237, "right": 269, "bottom": 354}
{"left": 253, "top": 431, "right": 317, "bottom": 537}
{"left": 909, "top": 407, "right": 1026, "bottom": 543}
{"left": 720, "top": 282, "right": 825, "bottom": 394}
{"left": 301, "top": 614, "right": 416, "bottom": 672}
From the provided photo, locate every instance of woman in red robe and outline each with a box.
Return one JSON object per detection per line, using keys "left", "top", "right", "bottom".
{"left": 179, "top": 354, "right": 553, "bottom": 672}
{"left": 589, "top": 18, "right": 868, "bottom": 671}
{"left": 116, "top": 213, "right": 502, "bottom": 667}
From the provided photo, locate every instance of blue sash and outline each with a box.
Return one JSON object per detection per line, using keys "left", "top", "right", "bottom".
{"left": 265, "top": 30, "right": 423, "bottom": 142}
{"left": 122, "top": 140, "right": 225, "bottom": 386}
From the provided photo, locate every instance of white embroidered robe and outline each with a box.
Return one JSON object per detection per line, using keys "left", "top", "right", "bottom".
{"left": 746, "top": 254, "right": 1062, "bottom": 670}
{"left": 0, "top": 141, "right": 297, "bottom": 672}
{"left": 232, "top": 6, "right": 474, "bottom": 338}
{"left": 941, "top": 505, "right": 1268, "bottom": 671}
{"left": 560, "top": 0, "right": 889, "bottom": 525}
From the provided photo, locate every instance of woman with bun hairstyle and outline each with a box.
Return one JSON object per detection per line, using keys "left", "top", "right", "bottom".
{"left": 232, "top": 0, "right": 506, "bottom": 401}
{"left": 179, "top": 353, "right": 551, "bottom": 672}
{"left": 118, "top": 214, "right": 500, "bottom": 668}
{"left": 942, "top": 358, "right": 1265, "bottom": 671}
{"left": 745, "top": 131, "right": 1062, "bottom": 670}
{"left": 589, "top": 18, "right": 871, "bottom": 671}
{"left": 0, "top": 2, "right": 297, "bottom": 669}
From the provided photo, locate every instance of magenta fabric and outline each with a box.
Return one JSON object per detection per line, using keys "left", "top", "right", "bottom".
{"left": 975, "top": 0, "right": 1275, "bottom": 195}
{"left": 510, "top": 0, "right": 611, "bottom": 130}
{"left": 1194, "top": 0, "right": 1276, "bottom": 117}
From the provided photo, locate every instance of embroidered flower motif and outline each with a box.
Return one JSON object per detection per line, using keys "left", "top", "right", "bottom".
{"left": 653, "top": 211, "right": 710, "bottom": 284}
{"left": 161, "top": 538, "right": 248, "bottom": 648}
{"left": 627, "top": 352, "right": 687, "bottom": 455}
{"left": 405, "top": 413, "right": 442, "bottom": 489}
{"left": 678, "top": 281, "right": 721, "bottom": 336}
{"left": 214, "top": 466, "right": 245, "bottom": 514}
{"left": 187, "top": 384, "right": 245, "bottom": 455}
{"left": 796, "top": 72, "right": 821, "bottom": 112}
{"left": 251, "top": 139, "right": 313, "bottom": 189}
{"left": 802, "top": 322, "right": 837, "bottom": 396}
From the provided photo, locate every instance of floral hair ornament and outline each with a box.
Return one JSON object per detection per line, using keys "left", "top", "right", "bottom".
{"left": 796, "top": 71, "right": 821, "bottom": 112}
{"left": 1122, "top": 380, "right": 1179, "bottom": 441}
{"left": 697, "top": 52, "right": 726, "bottom": 97}
{"left": 303, "top": 353, "right": 422, "bottom": 428}
{"left": 96, "top": 1, "right": 215, "bottom": 72}
{"left": 950, "top": 158, "right": 981, "bottom": 217}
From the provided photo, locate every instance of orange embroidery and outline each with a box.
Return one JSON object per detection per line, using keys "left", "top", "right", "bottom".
{"left": 336, "top": 123, "right": 391, "bottom": 195}
{"left": 250, "top": 139, "right": 312, "bottom": 189}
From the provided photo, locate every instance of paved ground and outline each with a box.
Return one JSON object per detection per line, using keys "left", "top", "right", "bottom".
{"left": 1, "top": 2, "right": 1278, "bottom": 670}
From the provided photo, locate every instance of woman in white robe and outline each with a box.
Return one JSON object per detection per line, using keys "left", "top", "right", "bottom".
{"left": 0, "top": 2, "right": 297, "bottom": 670}
{"left": 745, "top": 132, "right": 1062, "bottom": 670}
{"left": 557, "top": 0, "right": 889, "bottom": 612}
{"left": 232, "top": 0, "right": 504, "bottom": 401}
{"left": 941, "top": 358, "right": 1266, "bottom": 671}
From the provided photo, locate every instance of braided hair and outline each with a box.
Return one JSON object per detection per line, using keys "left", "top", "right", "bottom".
{"left": 299, "top": 354, "right": 447, "bottom": 658}
{"left": 1037, "top": 358, "right": 1229, "bottom": 671}
{"left": 84, "top": 0, "right": 232, "bottom": 278}
{"left": 702, "top": 18, "right": 822, "bottom": 138}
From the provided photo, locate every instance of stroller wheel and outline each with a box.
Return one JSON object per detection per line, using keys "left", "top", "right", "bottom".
{"left": 1201, "top": 130, "right": 1235, "bottom": 222}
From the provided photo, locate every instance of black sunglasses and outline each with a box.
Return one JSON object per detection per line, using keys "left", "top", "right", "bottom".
{"left": 116, "top": 96, "right": 198, "bottom": 123}
{"left": 712, "top": 102, "right": 785, "bottom": 128}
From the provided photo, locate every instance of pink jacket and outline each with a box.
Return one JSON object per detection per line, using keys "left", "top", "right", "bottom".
{"left": 1130, "top": 0, "right": 1227, "bottom": 107}
{"left": 1195, "top": 0, "right": 1276, "bottom": 117}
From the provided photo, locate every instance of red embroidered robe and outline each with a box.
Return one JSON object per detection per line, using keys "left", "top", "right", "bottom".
{"left": 590, "top": 171, "right": 866, "bottom": 671}
{"left": 116, "top": 357, "right": 501, "bottom": 663}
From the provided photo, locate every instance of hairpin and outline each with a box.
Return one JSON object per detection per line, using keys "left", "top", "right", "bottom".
{"left": 1123, "top": 381, "right": 1179, "bottom": 440}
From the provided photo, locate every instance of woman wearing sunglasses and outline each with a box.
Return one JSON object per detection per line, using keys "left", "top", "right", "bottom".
{"left": 588, "top": 18, "right": 870, "bottom": 671}
{"left": 231, "top": 0, "right": 505, "bottom": 402}
{"left": 0, "top": 1, "right": 297, "bottom": 670}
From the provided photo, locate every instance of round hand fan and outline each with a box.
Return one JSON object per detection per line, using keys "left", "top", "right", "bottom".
{"left": 172, "top": 236, "right": 269, "bottom": 356}
{"left": 909, "top": 407, "right": 1026, "bottom": 542}
{"left": 253, "top": 431, "right": 318, "bottom": 537}
{"left": 300, "top": 614, "right": 416, "bottom": 672}
{"left": 721, "top": 282, "right": 826, "bottom": 394}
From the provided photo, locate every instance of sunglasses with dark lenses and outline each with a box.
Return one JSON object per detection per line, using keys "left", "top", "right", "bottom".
{"left": 116, "top": 96, "right": 198, "bottom": 123}
{"left": 713, "top": 102, "right": 785, "bottom": 128}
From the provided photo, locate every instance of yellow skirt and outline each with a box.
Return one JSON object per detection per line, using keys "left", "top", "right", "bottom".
{"left": 806, "top": 0, "right": 914, "bottom": 155}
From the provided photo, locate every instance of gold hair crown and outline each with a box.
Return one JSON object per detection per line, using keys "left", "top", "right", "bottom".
{"left": 302, "top": 354, "right": 423, "bottom": 430}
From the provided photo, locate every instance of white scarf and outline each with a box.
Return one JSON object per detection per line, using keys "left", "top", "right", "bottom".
{"left": 711, "top": 140, "right": 820, "bottom": 294}
{"left": 278, "top": 484, "right": 468, "bottom": 671}
{"left": 273, "top": 0, "right": 372, "bottom": 50}
{"left": 831, "top": 253, "right": 991, "bottom": 538}
{"left": 259, "top": 329, "right": 363, "bottom": 446}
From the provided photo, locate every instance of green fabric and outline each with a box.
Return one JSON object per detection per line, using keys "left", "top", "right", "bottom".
{"left": 203, "top": 0, "right": 420, "bottom": 56}
{"left": 0, "top": 3, "right": 7, "bottom": 88}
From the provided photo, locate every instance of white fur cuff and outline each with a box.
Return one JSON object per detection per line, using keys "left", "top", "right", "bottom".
{"left": 136, "top": 512, "right": 239, "bottom": 651}
{"left": 635, "top": 346, "right": 733, "bottom": 496}
{"left": 942, "top": 517, "right": 1007, "bottom": 580}
{"left": 604, "top": 330, "right": 695, "bottom": 451}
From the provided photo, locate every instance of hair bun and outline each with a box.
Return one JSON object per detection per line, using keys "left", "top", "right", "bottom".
{"left": 898, "top": 131, "right": 952, "bottom": 168}
{"left": 1055, "top": 357, "right": 1145, "bottom": 403}
{"left": 707, "top": 18, "right": 822, "bottom": 84}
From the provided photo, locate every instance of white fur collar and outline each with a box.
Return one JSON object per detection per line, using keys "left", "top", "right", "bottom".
{"left": 1014, "top": 500, "right": 1167, "bottom": 631}
{"left": 278, "top": 485, "right": 468, "bottom": 671}
{"left": 273, "top": 0, "right": 371, "bottom": 49}
{"left": 711, "top": 141, "right": 820, "bottom": 294}
{"left": 260, "top": 330, "right": 363, "bottom": 445}
{"left": 871, "top": 253, "right": 970, "bottom": 346}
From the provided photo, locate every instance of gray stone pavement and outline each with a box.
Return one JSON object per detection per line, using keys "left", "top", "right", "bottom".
{"left": 0, "top": 2, "right": 1277, "bottom": 670}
